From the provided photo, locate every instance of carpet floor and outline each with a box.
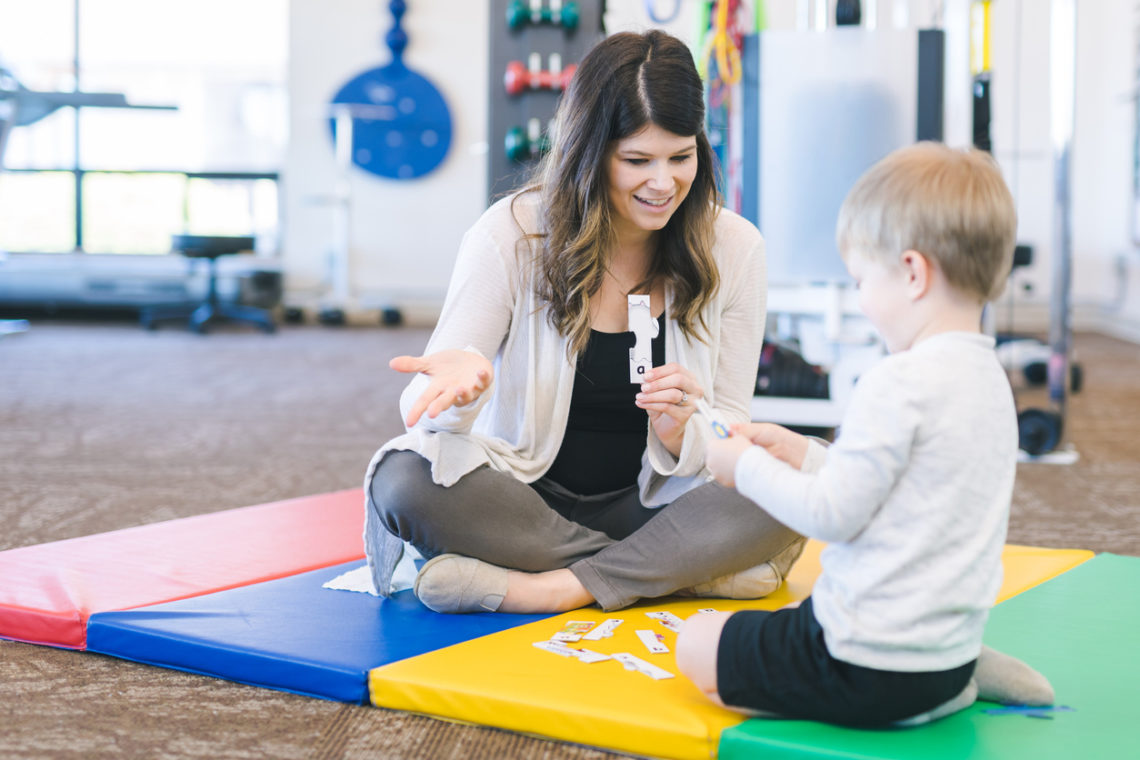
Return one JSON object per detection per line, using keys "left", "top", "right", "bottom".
{"left": 1, "top": 321, "right": 1136, "bottom": 759}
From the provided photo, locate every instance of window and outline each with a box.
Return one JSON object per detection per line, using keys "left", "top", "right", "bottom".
{"left": 0, "top": 0, "right": 287, "bottom": 254}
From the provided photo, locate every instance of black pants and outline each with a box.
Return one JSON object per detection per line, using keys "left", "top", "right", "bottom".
{"left": 717, "top": 598, "right": 976, "bottom": 726}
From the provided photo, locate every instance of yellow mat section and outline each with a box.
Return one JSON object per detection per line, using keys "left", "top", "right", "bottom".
{"left": 369, "top": 543, "right": 1093, "bottom": 760}
{"left": 991, "top": 544, "right": 1094, "bottom": 601}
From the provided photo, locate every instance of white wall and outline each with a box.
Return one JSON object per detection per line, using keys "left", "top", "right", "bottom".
{"left": 283, "top": 0, "right": 489, "bottom": 322}
{"left": 282, "top": 0, "right": 1139, "bottom": 340}
{"left": 1070, "top": 0, "right": 1140, "bottom": 341}
{"left": 988, "top": 0, "right": 1139, "bottom": 342}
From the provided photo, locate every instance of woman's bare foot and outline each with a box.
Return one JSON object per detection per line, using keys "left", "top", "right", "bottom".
{"left": 498, "top": 568, "right": 595, "bottom": 613}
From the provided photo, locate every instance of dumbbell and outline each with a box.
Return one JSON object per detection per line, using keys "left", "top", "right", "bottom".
{"left": 1017, "top": 408, "right": 1064, "bottom": 456}
{"left": 506, "top": 0, "right": 579, "bottom": 31}
{"left": 505, "top": 118, "right": 552, "bottom": 162}
{"left": 504, "top": 52, "right": 576, "bottom": 96}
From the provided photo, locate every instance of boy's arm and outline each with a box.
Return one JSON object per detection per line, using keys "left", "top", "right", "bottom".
{"left": 733, "top": 364, "right": 918, "bottom": 542}
{"left": 705, "top": 422, "right": 824, "bottom": 486}
{"left": 800, "top": 438, "right": 829, "bottom": 473}
{"left": 705, "top": 435, "right": 754, "bottom": 487}
{"left": 731, "top": 422, "right": 811, "bottom": 469}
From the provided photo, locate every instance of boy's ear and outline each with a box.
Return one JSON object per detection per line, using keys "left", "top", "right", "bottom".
{"left": 899, "top": 249, "right": 933, "bottom": 300}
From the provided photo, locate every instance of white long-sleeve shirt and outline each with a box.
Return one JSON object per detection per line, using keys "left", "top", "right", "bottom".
{"left": 736, "top": 332, "right": 1018, "bottom": 672}
{"left": 368, "top": 189, "right": 767, "bottom": 507}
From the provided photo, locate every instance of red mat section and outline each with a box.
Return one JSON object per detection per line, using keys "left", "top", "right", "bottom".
{"left": 0, "top": 489, "right": 365, "bottom": 649}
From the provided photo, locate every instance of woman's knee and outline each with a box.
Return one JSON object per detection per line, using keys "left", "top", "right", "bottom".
{"left": 368, "top": 450, "right": 437, "bottom": 536}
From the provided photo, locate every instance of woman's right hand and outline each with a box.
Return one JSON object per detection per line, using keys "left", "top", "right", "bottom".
{"left": 389, "top": 349, "right": 494, "bottom": 427}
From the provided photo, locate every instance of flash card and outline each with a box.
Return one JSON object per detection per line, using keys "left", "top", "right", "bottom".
{"left": 628, "top": 294, "right": 658, "bottom": 383}
{"left": 636, "top": 629, "right": 670, "bottom": 654}
{"left": 552, "top": 620, "right": 597, "bottom": 642}
{"left": 613, "top": 652, "right": 675, "bottom": 680}
{"left": 582, "top": 618, "right": 623, "bottom": 641}
{"left": 646, "top": 611, "right": 684, "bottom": 633}
{"left": 693, "top": 397, "right": 731, "bottom": 439}
{"left": 533, "top": 640, "right": 612, "bottom": 664}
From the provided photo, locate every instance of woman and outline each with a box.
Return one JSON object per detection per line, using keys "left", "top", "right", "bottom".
{"left": 364, "top": 30, "right": 804, "bottom": 614}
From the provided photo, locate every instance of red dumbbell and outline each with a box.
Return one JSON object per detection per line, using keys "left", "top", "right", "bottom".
{"left": 504, "top": 52, "right": 576, "bottom": 96}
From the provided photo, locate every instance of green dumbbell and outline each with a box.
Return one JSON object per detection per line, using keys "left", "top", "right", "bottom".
{"left": 505, "top": 118, "right": 552, "bottom": 162}
{"left": 506, "top": 0, "right": 579, "bottom": 31}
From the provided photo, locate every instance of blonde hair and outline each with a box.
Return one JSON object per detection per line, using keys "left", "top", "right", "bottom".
{"left": 836, "top": 142, "right": 1017, "bottom": 303}
{"left": 512, "top": 30, "right": 721, "bottom": 358}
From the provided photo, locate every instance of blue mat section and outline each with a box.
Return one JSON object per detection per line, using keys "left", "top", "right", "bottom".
{"left": 87, "top": 561, "right": 551, "bottom": 703}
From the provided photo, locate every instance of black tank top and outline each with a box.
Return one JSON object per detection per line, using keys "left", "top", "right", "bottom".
{"left": 545, "top": 313, "right": 667, "bottom": 495}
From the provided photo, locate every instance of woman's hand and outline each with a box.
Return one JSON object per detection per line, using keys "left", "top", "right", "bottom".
{"left": 730, "top": 422, "right": 810, "bottom": 470}
{"left": 389, "top": 349, "right": 494, "bottom": 427}
{"left": 635, "top": 362, "right": 703, "bottom": 457}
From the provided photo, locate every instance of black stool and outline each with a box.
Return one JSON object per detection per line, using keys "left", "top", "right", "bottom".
{"left": 141, "top": 235, "right": 276, "bottom": 334}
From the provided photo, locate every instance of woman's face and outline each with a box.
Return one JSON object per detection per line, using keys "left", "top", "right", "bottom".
{"left": 606, "top": 123, "right": 698, "bottom": 243}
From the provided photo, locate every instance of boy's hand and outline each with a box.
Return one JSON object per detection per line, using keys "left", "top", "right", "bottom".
{"left": 730, "top": 422, "right": 810, "bottom": 470}
{"left": 705, "top": 435, "right": 754, "bottom": 488}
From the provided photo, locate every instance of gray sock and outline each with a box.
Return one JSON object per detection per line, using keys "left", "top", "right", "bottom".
{"left": 974, "top": 645, "right": 1055, "bottom": 706}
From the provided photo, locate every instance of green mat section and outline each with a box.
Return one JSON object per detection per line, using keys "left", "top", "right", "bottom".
{"left": 718, "top": 553, "right": 1139, "bottom": 759}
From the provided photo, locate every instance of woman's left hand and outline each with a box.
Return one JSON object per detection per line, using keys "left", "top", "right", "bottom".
{"left": 635, "top": 362, "right": 704, "bottom": 457}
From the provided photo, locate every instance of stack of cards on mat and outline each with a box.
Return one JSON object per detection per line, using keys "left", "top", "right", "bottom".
{"left": 531, "top": 611, "right": 716, "bottom": 681}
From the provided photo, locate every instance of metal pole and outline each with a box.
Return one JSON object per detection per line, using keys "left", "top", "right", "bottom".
{"left": 330, "top": 106, "right": 354, "bottom": 310}
{"left": 1048, "top": 0, "right": 1076, "bottom": 420}
{"left": 73, "top": 0, "right": 83, "bottom": 251}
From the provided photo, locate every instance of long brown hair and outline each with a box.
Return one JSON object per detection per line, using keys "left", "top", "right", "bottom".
{"left": 514, "top": 30, "right": 721, "bottom": 357}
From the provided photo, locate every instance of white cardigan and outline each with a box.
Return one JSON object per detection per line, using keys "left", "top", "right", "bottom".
{"left": 366, "top": 190, "right": 767, "bottom": 508}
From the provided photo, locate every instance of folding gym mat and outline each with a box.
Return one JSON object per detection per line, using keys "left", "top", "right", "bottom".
{"left": 87, "top": 560, "right": 552, "bottom": 703}
{"left": 367, "top": 543, "right": 1093, "bottom": 760}
{"left": 717, "top": 552, "right": 1139, "bottom": 760}
{"left": 0, "top": 489, "right": 365, "bottom": 649}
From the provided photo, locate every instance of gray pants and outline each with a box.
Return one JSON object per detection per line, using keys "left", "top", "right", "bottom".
{"left": 368, "top": 450, "right": 802, "bottom": 611}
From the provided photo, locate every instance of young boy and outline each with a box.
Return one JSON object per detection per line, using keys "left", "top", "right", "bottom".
{"left": 677, "top": 142, "right": 1052, "bottom": 726}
